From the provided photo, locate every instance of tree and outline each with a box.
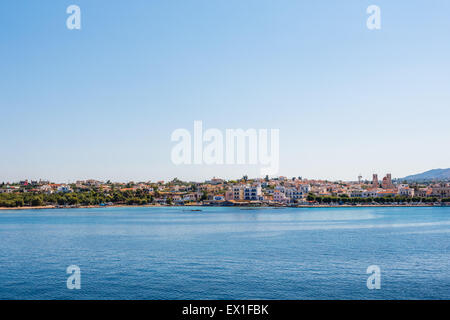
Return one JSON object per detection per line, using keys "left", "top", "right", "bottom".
{"left": 31, "top": 197, "right": 43, "bottom": 206}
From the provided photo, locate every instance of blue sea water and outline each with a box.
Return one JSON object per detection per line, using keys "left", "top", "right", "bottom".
{"left": 0, "top": 206, "right": 449, "bottom": 299}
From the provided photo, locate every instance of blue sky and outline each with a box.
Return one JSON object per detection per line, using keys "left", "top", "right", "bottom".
{"left": 1, "top": 0, "right": 449, "bottom": 182}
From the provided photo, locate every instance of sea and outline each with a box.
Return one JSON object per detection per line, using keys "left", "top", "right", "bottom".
{"left": 0, "top": 206, "right": 449, "bottom": 299}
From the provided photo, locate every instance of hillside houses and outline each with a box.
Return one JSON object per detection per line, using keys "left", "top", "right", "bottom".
{"left": 1, "top": 174, "right": 450, "bottom": 207}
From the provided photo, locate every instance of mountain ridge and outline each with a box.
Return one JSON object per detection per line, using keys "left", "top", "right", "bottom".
{"left": 401, "top": 168, "right": 450, "bottom": 181}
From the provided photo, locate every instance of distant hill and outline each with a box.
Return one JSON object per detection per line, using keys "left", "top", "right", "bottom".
{"left": 401, "top": 168, "right": 450, "bottom": 182}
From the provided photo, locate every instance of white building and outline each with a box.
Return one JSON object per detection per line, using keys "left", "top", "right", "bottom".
{"left": 285, "top": 188, "right": 303, "bottom": 200}
{"left": 284, "top": 185, "right": 311, "bottom": 201}
{"left": 57, "top": 185, "right": 73, "bottom": 193}
{"left": 398, "top": 185, "right": 414, "bottom": 197}
{"left": 39, "top": 185, "right": 54, "bottom": 194}
{"left": 233, "top": 184, "right": 262, "bottom": 201}
{"left": 273, "top": 190, "right": 288, "bottom": 203}
{"left": 299, "top": 184, "right": 311, "bottom": 194}
{"left": 362, "top": 190, "right": 378, "bottom": 198}
{"left": 350, "top": 190, "right": 363, "bottom": 198}
{"left": 243, "top": 184, "right": 262, "bottom": 200}
{"left": 182, "top": 193, "right": 197, "bottom": 202}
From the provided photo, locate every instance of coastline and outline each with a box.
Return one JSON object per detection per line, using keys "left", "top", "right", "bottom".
{"left": 0, "top": 203, "right": 443, "bottom": 210}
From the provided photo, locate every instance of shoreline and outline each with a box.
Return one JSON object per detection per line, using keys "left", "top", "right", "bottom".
{"left": 0, "top": 203, "right": 444, "bottom": 210}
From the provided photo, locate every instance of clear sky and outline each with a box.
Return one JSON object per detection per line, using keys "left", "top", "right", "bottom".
{"left": 1, "top": 0, "right": 449, "bottom": 183}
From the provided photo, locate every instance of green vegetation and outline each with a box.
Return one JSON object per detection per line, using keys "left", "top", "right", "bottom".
{"left": 200, "top": 191, "right": 208, "bottom": 201}
{"left": 0, "top": 189, "right": 447, "bottom": 209}
{"left": 0, "top": 190, "right": 154, "bottom": 208}
{"left": 306, "top": 193, "right": 440, "bottom": 204}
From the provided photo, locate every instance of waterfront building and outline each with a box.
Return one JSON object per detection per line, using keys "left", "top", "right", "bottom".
{"left": 182, "top": 193, "right": 197, "bottom": 202}
{"left": 398, "top": 185, "right": 414, "bottom": 197}
{"left": 362, "top": 190, "right": 378, "bottom": 198}
{"left": 273, "top": 190, "right": 288, "bottom": 203}
{"left": 232, "top": 184, "right": 262, "bottom": 201}
{"left": 299, "top": 184, "right": 311, "bottom": 194}
{"left": 416, "top": 188, "right": 432, "bottom": 197}
{"left": 431, "top": 184, "right": 450, "bottom": 198}
{"left": 350, "top": 190, "right": 363, "bottom": 198}
{"left": 225, "top": 191, "right": 234, "bottom": 201}
{"left": 233, "top": 186, "right": 244, "bottom": 200}
{"left": 285, "top": 187, "right": 308, "bottom": 201}
{"left": 376, "top": 189, "right": 397, "bottom": 197}
{"left": 243, "top": 184, "right": 262, "bottom": 201}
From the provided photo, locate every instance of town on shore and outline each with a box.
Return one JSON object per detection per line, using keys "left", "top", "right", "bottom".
{"left": 1, "top": 173, "right": 450, "bottom": 209}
